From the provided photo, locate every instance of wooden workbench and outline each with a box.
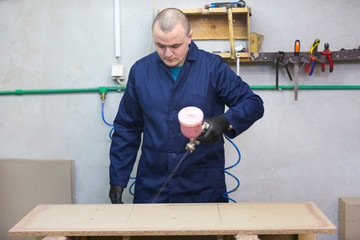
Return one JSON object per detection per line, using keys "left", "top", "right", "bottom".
{"left": 8, "top": 202, "right": 336, "bottom": 240}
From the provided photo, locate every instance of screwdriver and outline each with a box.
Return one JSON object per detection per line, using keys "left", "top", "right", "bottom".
{"left": 294, "top": 40, "right": 300, "bottom": 101}
{"left": 205, "top": 1, "right": 245, "bottom": 9}
{"left": 295, "top": 40, "right": 300, "bottom": 56}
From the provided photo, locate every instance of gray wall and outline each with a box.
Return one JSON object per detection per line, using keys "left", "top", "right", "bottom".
{"left": 1, "top": 1, "right": 359, "bottom": 239}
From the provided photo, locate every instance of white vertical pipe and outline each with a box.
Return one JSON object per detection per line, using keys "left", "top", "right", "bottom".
{"left": 114, "top": 0, "right": 121, "bottom": 58}
{"left": 236, "top": 53, "right": 240, "bottom": 76}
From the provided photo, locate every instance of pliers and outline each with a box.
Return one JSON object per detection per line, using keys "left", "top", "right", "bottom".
{"left": 321, "top": 43, "right": 333, "bottom": 72}
{"left": 274, "top": 51, "right": 292, "bottom": 90}
{"left": 305, "top": 39, "right": 320, "bottom": 76}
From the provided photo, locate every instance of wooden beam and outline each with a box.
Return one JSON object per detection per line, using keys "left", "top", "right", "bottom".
{"left": 227, "top": 8, "right": 235, "bottom": 59}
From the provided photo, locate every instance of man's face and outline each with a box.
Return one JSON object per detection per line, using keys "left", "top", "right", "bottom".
{"left": 153, "top": 23, "right": 192, "bottom": 67}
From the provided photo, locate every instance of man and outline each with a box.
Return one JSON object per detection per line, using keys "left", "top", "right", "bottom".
{"left": 109, "top": 8, "right": 264, "bottom": 204}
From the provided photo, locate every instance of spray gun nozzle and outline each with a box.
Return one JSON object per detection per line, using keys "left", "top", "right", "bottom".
{"left": 186, "top": 138, "right": 200, "bottom": 152}
{"left": 185, "top": 121, "right": 210, "bottom": 152}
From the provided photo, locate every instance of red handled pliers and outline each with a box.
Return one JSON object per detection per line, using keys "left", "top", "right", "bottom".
{"left": 321, "top": 43, "right": 333, "bottom": 73}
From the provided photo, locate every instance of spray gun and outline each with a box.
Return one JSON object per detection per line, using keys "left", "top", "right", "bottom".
{"left": 178, "top": 106, "right": 208, "bottom": 152}
{"left": 153, "top": 106, "right": 238, "bottom": 203}
{"left": 152, "top": 107, "right": 208, "bottom": 202}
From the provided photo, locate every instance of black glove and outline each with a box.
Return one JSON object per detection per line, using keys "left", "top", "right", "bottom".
{"left": 197, "top": 115, "right": 230, "bottom": 143}
{"left": 109, "top": 185, "right": 124, "bottom": 204}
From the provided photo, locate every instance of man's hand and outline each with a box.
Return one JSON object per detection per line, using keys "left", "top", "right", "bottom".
{"left": 197, "top": 115, "right": 230, "bottom": 143}
{"left": 109, "top": 185, "right": 124, "bottom": 204}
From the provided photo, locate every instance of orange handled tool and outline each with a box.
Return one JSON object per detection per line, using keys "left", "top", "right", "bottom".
{"left": 294, "top": 40, "right": 300, "bottom": 101}
{"left": 295, "top": 40, "right": 300, "bottom": 56}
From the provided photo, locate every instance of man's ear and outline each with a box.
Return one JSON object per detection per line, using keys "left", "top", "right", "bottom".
{"left": 188, "top": 31, "right": 193, "bottom": 43}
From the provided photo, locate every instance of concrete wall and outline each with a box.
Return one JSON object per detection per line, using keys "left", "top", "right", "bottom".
{"left": 1, "top": 1, "right": 359, "bottom": 239}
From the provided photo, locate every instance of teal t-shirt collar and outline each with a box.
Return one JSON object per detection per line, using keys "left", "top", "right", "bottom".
{"left": 168, "top": 66, "right": 183, "bottom": 81}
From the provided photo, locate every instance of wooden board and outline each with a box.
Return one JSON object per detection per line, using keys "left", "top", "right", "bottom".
{"left": 214, "top": 52, "right": 250, "bottom": 59}
{"left": 0, "top": 159, "right": 74, "bottom": 240}
{"left": 9, "top": 202, "right": 336, "bottom": 237}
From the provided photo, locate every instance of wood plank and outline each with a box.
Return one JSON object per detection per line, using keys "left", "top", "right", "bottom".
{"left": 227, "top": 8, "right": 235, "bottom": 59}
{"left": 0, "top": 159, "right": 74, "bottom": 240}
{"left": 246, "top": 10, "right": 251, "bottom": 53}
{"left": 9, "top": 202, "right": 337, "bottom": 237}
{"left": 209, "top": 8, "right": 249, "bottom": 14}
{"left": 218, "top": 202, "right": 336, "bottom": 234}
{"left": 214, "top": 52, "right": 250, "bottom": 59}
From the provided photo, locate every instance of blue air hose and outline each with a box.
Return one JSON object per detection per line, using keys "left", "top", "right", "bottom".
{"left": 129, "top": 177, "right": 136, "bottom": 195}
{"left": 125, "top": 136, "right": 242, "bottom": 199}
{"left": 101, "top": 102, "right": 114, "bottom": 140}
{"left": 101, "top": 102, "right": 136, "bottom": 195}
{"left": 101, "top": 104, "right": 241, "bottom": 199}
{"left": 223, "top": 136, "right": 241, "bottom": 203}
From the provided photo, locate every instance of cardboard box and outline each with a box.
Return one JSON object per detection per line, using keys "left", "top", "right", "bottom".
{"left": 339, "top": 198, "right": 360, "bottom": 240}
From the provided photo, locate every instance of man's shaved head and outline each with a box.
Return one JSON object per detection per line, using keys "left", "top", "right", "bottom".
{"left": 152, "top": 8, "right": 193, "bottom": 67}
{"left": 152, "top": 8, "right": 191, "bottom": 35}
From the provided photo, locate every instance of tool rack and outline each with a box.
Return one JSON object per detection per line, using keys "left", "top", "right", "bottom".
{"left": 249, "top": 48, "right": 360, "bottom": 63}
{"left": 246, "top": 48, "right": 360, "bottom": 98}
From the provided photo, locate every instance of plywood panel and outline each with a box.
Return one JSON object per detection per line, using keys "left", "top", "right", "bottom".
{"left": 9, "top": 202, "right": 336, "bottom": 237}
{"left": 339, "top": 198, "right": 360, "bottom": 240}
{"left": 1, "top": 159, "right": 74, "bottom": 240}
{"left": 218, "top": 202, "right": 336, "bottom": 233}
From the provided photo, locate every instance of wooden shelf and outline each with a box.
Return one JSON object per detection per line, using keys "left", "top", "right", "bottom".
{"left": 182, "top": 8, "right": 251, "bottom": 61}
{"left": 182, "top": 8, "right": 250, "bottom": 15}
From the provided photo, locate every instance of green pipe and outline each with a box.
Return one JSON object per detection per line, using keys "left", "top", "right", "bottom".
{"left": 0, "top": 85, "right": 359, "bottom": 96}
{"left": 0, "top": 86, "right": 126, "bottom": 95}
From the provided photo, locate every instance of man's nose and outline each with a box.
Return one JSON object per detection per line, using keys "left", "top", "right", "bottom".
{"left": 165, "top": 47, "right": 173, "bottom": 57}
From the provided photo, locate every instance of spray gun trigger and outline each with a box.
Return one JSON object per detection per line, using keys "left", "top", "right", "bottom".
{"left": 202, "top": 122, "right": 209, "bottom": 132}
{"left": 186, "top": 122, "right": 209, "bottom": 152}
